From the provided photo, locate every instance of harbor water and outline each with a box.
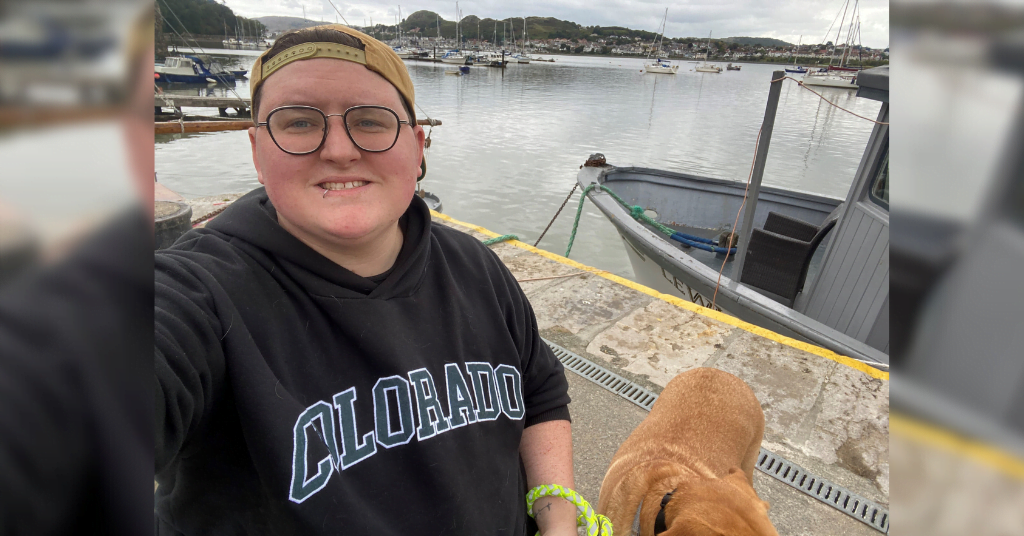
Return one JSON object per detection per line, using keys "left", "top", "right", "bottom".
{"left": 155, "top": 51, "right": 882, "bottom": 278}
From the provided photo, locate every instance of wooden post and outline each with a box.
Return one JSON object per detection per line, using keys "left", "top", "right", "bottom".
{"left": 733, "top": 71, "right": 785, "bottom": 282}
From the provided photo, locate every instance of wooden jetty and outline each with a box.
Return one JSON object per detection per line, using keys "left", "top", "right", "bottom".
{"left": 155, "top": 94, "right": 251, "bottom": 117}
{"left": 176, "top": 191, "right": 890, "bottom": 536}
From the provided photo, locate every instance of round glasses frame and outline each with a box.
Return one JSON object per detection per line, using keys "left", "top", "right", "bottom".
{"left": 256, "top": 105, "right": 413, "bottom": 155}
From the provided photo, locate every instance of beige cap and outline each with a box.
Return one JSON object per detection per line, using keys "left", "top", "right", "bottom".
{"left": 250, "top": 24, "right": 415, "bottom": 122}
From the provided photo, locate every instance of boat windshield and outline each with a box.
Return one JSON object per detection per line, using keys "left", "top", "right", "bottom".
{"left": 869, "top": 150, "right": 889, "bottom": 209}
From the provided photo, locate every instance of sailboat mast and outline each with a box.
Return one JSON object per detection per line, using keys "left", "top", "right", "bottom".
{"left": 840, "top": 0, "right": 859, "bottom": 67}
{"left": 830, "top": 0, "right": 850, "bottom": 67}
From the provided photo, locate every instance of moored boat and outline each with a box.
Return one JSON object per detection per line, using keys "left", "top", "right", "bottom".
{"left": 643, "top": 9, "right": 677, "bottom": 74}
{"left": 644, "top": 59, "right": 678, "bottom": 74}
{"left": 576, "top": 66, "right": 890, "bottom": 368}
{"left": 155, "top": 56, "right": 229, "bottom": 84}
{"left": 726, "top": 63, "right": 741, "bottom": 70}
{"left": 802, "top": 68, "right": 858, "bottom": 89}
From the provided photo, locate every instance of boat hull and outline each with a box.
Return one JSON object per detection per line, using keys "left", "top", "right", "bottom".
{"left": 578, "top": 165, "right": 888, "bottom": 366}
{"left": 802, "top": 74, "right": 858, "bottom": 89}
{"left": 644, "top": 64, "right": 678, "bottom": 74}
{"left": 695, "top": 66, "right": 721, "bottom": 73}
{"left": 155, "top": 72, "right": 214, "bottom": 84}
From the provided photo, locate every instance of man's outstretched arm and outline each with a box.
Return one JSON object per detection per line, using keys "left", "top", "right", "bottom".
{"left": 521, "top": 419, "right": 577, "bottom": 536}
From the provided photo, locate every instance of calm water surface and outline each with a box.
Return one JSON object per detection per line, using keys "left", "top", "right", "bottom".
{"left": 156, "top": 52, "right": 882, "bottom": 278}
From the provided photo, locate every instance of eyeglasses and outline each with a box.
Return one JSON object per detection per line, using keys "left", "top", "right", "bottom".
{"left": 256, "top": 105, "right": 413, "bottom": 155}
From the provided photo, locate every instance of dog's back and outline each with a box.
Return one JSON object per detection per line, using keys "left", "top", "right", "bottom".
{"left": 597, "top": 368, "right": 775, "bottom": 536}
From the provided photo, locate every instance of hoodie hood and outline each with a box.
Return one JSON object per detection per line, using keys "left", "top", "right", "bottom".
{"left": 204, "top": 187, "right": 430, "bottom": 299}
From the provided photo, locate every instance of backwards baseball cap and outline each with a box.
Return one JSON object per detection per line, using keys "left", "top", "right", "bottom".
{"left": 250, "top": 24, "right": 415, "bottom": 122}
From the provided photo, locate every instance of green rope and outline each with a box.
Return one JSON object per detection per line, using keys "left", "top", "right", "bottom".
{"left": 482, "top": 234, "right": 519, "bottom": 246}
{"left": 565, "top": 183, "right": 677, "bottom": 258}
{"left": 526, "top": 484, "right": 612, "bottom": 536}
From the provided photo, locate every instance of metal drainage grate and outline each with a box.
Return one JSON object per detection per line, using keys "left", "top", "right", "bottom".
{"left": 757, "top": 449, "right": 889, "bottom": 533}
{"left": 544, "top": 339, "right": 890, "bottom": 534}
{"left": 546, "top": 340, "right": 658, "bottom": 411}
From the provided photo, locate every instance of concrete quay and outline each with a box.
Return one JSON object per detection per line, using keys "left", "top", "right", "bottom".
{"left": 182, "top": 195, "right": 889, "bottom": 535}
{"left": 431, "top": 212, "right": 889, "bottom": 536}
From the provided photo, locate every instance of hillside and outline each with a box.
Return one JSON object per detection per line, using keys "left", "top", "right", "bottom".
{"left": 256, "top": 16, "right": 322, "bottom": 34}
{"left": 724, "top": 36, "right": 793, "bottom": 48}
{"left": 159, "top": 0, "right": 264, "bottom": 37}
{"left": 246, "top": 9, "right": 795, "bottom": 49}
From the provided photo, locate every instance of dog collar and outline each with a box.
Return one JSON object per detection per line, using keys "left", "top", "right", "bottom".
{"left": 653, "top": 489, "right": 676, "bottom": 535}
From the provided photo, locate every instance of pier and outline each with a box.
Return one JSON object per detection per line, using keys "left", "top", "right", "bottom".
{"left": 181, "top": 193, "right": 889, "bottom": 535}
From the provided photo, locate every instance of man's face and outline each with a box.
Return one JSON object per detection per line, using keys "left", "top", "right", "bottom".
{"left": 249, "top": 58, "right": 424, "bottom": 250}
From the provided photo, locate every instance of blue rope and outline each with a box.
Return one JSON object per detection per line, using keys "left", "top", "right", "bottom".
{"left": 670, "top": 233, "right": 736, "bottom": 254}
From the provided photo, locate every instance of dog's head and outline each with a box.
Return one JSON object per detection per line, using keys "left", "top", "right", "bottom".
{"left": 658, "top": 467, "right": 778, "bottom": 536}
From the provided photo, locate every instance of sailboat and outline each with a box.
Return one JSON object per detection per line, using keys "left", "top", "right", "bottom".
{"left": 694, "top": 31, "right": 722, "bottom": 73}
{"left": 643, "top": 9, "right": 678, "bottom": 74}
{"left": 785, "top": 35, "right": 807, "bottom": 73}
{"left": 803, "top": 0, "right": 861, "bottom": 89}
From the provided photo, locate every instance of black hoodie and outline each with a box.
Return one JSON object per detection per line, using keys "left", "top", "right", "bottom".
{"left": 155, "top": 189, "right": 570, "bottom": 535}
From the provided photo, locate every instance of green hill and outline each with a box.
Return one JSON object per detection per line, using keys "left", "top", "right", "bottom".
{"left": 723, "top": 37, "right": 794, "bottom": 48}
{"left": 158, "top": 0, "right": 265, "bottom": 37}
{"left": 256, "top": 16, "right": 322, "bottom": 34}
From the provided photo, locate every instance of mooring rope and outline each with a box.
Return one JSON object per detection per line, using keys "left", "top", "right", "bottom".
{"left": 482, "top": 234, "right": 519, "bottom": 246}
{"left": 534, "top": 182, "right": 580, "bottom": 247}
{"left": 565, "top": 183, "right": 737, "bottom": 259}
{"left": 526, "top": 484, "right": 612, "bottom": 536}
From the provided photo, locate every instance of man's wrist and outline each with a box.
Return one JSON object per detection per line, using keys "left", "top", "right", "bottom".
{"left": 532, "top": 495, "right": 577, "bottom": 534}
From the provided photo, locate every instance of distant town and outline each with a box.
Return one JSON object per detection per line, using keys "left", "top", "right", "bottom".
{"left": 157, "top": 1, "right": 888, "bottom": 66}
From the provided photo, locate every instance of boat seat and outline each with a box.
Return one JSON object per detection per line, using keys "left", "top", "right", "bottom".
{"left": 740, "top": 208, "right": 842, "bottom": 303}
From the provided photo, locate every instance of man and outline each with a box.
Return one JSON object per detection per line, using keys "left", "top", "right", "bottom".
{"left": 155, "top": 25, "right": 577, "bottom": 535}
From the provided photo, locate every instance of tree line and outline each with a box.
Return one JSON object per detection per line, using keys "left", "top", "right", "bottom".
{"left": 158, "top": 0, "right": 265, "bottom": 38}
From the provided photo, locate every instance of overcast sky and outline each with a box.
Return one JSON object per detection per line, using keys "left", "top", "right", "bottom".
{"left": 221, "top": 0, "right": 889, "bottom": 49}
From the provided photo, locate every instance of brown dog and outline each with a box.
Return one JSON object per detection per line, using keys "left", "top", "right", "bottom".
{"left": 597, "top": 368, "right": 778, "bottom": 536}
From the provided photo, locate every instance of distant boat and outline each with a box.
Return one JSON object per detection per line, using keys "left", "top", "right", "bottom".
{"left": 643, "top": 9, "right": 678, "bottom": 74}
{"left": 155, "top": 55, "right": 235, "bottom": 84}
{"left": 802, "top": 0, "right": 864, "bottom": 90}
{"left": 440, "top": 50, "right": 471, "bottom": 64}
{"left": 802, "top": 70, "right": 858, "bottom": 89}
{"left": 695, "top": 31, "right": 721, "bottom": 73}
{"left": 786, "top": 35, "right": 806, "bottom": 73}
{"left": 645, "top": 59, "right": 679, "bottom": 74}
{"left": 726, "top": 63, "right": 741, "bottom": 71}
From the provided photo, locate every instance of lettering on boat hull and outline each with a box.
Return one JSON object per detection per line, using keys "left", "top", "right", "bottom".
{"left": 619, "top": 235, "right": 724, "bottom": 312}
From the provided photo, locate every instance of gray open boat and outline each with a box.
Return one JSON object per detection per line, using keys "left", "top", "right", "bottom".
{"left": 578, "top": 66, "right": 889, "bottom": 368}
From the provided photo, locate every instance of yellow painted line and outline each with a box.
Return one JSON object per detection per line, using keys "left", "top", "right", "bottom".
{"left": 430, "top": 211, "right": 888, "bottom": 381}
{"left": 891, "top": 413, "right": 1024, "bottom": 481}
